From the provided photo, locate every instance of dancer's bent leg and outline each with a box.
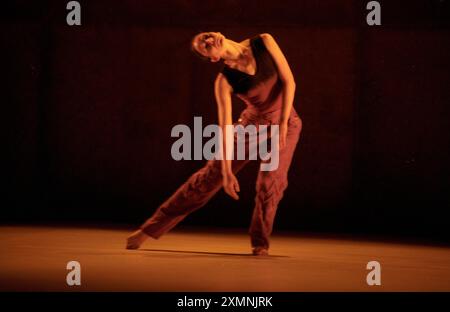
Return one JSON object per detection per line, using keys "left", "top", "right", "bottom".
{"left": 249, "top": 110, "right": 303, "bottom": 252}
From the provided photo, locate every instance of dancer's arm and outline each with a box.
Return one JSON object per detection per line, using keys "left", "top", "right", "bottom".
{"left": 214, "top": 73, "right": 240, "bottom": 200}
{"left": 261, "top": 33, "right": 296, "bottom": 149}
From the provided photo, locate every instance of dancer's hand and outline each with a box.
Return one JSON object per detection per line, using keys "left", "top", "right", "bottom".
{"left": 223, "top": 172, "right": 240, "bottom": 200}
{"left": 279, "top": 122, "right": 288, "bottom": 150}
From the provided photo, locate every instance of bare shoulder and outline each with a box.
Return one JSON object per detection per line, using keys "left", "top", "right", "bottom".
{"left": 260, "top": 33, "right": 276, "bottom": 44}
{"left": 215, "top": 72, "right": 233, "bottom": 91}
{"left": 215, "top": 72, "right": 227, "bottom": 83}
{"left": 239, "top": 34, "right": 275, "bottom": 46}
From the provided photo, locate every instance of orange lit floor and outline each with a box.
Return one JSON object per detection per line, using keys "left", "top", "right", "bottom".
{"left": 0, "top": 225, "right": 449, "bottom": 291}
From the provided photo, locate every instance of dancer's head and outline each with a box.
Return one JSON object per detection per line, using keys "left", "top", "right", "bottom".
{"left": 191, "top": 32, "right": 226, "bottom": 63}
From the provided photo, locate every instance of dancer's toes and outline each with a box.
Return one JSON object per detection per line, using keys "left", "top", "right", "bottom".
{"left": 126, "top": 230, "right": 148, "bottom": 250}
{"left": 252, "top": 247, "right": 269, "bottom": 256}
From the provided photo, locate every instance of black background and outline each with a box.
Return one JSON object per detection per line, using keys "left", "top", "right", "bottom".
{"left": 3, "top": 0, "right": 450, "bottom": 241}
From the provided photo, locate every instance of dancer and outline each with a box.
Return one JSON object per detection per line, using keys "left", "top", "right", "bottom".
{"left": 126, "top": 32, "right": 302, "bottom": 255}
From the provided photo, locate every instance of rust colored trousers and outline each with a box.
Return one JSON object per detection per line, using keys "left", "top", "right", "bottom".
{"left": 140, "top": 107, "right": 302, "bottom": 250}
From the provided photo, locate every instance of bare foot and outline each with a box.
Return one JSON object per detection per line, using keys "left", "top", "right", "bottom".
{"left": 126, "top": 229, "right": 149, "bottom": 249}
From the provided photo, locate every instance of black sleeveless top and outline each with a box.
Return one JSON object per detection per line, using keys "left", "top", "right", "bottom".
{"left": 220, "top": 34, "right": 283, "bottom": 113}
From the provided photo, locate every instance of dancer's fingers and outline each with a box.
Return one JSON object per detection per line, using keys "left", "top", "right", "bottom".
{"left": 226, "top": 185, "right": 239, "bottom": 200}
{"left": 234, "top": 181, "right": 240, "bottom": 193}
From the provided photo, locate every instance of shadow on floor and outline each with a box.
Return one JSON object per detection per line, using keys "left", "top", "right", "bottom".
{"left": 139, "top": 248, "right": 289, "bottom": 258}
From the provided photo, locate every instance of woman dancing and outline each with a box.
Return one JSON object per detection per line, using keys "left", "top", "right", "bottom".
{"left": 126, "top": 32, "right": 302, "bottom": 256}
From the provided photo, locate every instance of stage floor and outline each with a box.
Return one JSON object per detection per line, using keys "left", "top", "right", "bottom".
{"left": 0, "top": 225, "right": 449, "bottom": 291}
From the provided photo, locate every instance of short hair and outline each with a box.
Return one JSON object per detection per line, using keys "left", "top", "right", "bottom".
{"left": 190, "top": 33, "right": 210, "bottom": 62}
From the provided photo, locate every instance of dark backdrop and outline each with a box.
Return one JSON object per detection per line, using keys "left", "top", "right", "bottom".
{"left": 3, "top": 0, "right": 450, "bottom": 241}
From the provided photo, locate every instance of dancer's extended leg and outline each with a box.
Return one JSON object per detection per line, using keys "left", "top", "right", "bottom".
{"left": 140, "top": 157, "right": 248, "bottom": 239}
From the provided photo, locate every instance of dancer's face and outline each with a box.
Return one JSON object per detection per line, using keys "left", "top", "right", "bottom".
{"left": 192, "top": 32, "right": 225, "bottom": 62}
